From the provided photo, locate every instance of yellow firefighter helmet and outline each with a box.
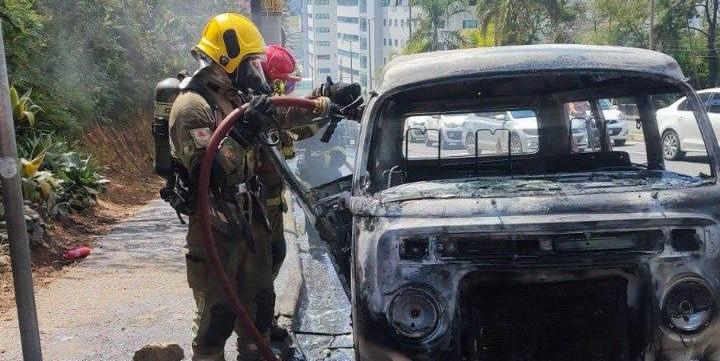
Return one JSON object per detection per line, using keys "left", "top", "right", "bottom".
{"left": 195, "top": 13, "right": 266, "bottom": 74}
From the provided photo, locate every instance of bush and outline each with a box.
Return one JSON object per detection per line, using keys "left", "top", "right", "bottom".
{"left": 17, "top": 130, "right": 108, "bottom": 217}
{"left": 58, "top": 155, "right": 109, "bottom": 211}
{"left": 17, "top": 132, "right": 72, "bottom": 172}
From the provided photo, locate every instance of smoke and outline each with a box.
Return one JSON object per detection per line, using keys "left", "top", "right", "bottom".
{"left": 26, "top": 0, "right": 247, "bottom": 125}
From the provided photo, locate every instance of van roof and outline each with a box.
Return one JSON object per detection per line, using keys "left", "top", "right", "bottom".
{"left": 378, "top": 44, "right": 685, "bottom": 95}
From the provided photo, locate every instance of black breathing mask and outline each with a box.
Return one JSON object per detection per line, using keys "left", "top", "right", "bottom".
{"left": 232, "top": 56, "right": 273, "bottom": 95}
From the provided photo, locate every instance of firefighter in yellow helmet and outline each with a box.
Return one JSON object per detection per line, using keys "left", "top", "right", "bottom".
{"left": 166, "top": 13, "right": 318, "bottom": 361}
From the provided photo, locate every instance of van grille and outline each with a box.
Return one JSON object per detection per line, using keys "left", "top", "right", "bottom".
{"left": 467, "top": 278, "right": 631, "bottom": 361}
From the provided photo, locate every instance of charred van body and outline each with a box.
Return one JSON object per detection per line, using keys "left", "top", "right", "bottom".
{"left": 285, "top": 45, "right": 720, "bottom": 360}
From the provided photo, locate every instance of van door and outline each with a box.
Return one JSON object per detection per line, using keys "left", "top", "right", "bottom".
{"left": 265, "top": 119, "right": 357, "bottom": 295}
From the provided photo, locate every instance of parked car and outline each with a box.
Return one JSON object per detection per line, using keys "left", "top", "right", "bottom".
{"left": 426, "top": 114, "right": 465, "bottom": 149}
{"left": 657, "top": 88, "right": 720, "bottom": 160}
{"left": 404, "top": 115, "right": 428, "bottom": 143}
{"left": 462, "top": 110, "right": 539, "bottom": 156}
{"left": 600, "top": 99, "right": 630, "bottom": 146}
{"left": 275, "top": 45, "right": 720, "bottom": 360}
{"left": 570, "top": 117, "right": 590, "bottom": 151}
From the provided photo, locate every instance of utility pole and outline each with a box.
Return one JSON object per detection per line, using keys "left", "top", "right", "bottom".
{"left": 0, "top": 23, "right": 44, "bottom": 361}
{"left": 251, "top": 0, "right": 284, "bottom": 45}
{"left": 649, "top": 0, "right": 656, "bottom": 50}
{"left": 408, "top": 4, "right": 413, "bottom": 39}
{"left": 349, "top": 39, "right": 354, "bottom": 84}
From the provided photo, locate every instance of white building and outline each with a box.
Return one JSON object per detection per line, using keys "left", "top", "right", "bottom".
{"left": 306, "top": 0, "right": 339, "bottom": 87}
{"left": 305, "top": 1, "right": 477, "bottom": 92}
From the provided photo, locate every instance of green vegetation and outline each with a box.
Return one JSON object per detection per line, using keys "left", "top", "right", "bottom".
{"left": 407, "top": 0, "right": 468, "bottom": 53}
{"left": 0, "top": 1, "right": 243, "bottom": 248}
{"left": 405, "top": 0, "right": 720, "bottom": 88}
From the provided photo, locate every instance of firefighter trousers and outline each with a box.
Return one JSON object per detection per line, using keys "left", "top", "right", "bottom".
{"left": 184, "top": 215, "right": 275, "bottom": 361}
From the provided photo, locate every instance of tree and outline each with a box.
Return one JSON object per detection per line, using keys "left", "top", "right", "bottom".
{"left": 475, "top": 0, "right": 574, "bottom": 45}
{"left": 688, "top": 0, "right": 720, "bottom": 86}
{"left": 406, "top": 0, "right": 468, "bottom": 53}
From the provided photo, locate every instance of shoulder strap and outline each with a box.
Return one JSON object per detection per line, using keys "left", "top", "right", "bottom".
{"left": 182, "top": 69, "right": 220, "bottom": 115}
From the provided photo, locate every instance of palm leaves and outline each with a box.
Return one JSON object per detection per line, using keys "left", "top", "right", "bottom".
{"left": 406, "top": 0, "right": 469, "bottom": 54}
{"left": 476, "top": 0, "right": 572, "bottom": 45}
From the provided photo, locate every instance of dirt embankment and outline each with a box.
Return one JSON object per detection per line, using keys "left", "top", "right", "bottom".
{"left": 0, "top": 116, "right": 163, "bottom": 312}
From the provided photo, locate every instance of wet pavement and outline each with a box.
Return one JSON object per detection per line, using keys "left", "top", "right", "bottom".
{"left": 290, "top": 203, "right": 354, "bottom": 361}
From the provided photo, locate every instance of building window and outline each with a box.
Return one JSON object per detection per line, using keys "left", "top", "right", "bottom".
{"left": 383, "top": 38, "right": 387, "bottom": 46}
{"left": 395, "top": 39, "right": 398, "bottom": 46}
{"left": 337, "top": 0, "right": 359, "bottom": 5}
{"left": 360, "top": 37, "right": 368, "bottom": 50}
{"left": 317, "top": 27, "right": 330, "bottom": 33}
{"left": 381, "top": 0, "right": 390, "bottom": 6}
{"left": 318, "top": 68, "right": 331, "bottom": 73}
{"left": 360, "top": 18, "right": 368, "bottom": 31}
{"left": 383, "top": 19, "right": 387, "bottom": 26}
{"left": 401, "top": 19, "right": 405, "bottom": 27}
{"left": 315, "top": 0, "right": 329, "bottom": 4}
{"left": 315, "top": 13, "right": 329, "bottom": 19}
{"left": 462, "top": 20, "right": 479, "bottom": 28}
{"left": 394, "top": 19, "right": 398, "bottom": 26}
{"left": 317, "top": 41, "right": 331, "bottom": 46}
{"left": 317, "top": 54, "right": 331, "bottom": 60}
{"left": 338, "top": 16, "right": 359, "bottom": 24}
{"left": 341, "top": 33, "right": 359, "bottom": 41}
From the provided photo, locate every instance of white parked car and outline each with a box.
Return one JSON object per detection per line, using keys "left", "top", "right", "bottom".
{"left": 404, "top": 116, "right": 429, "bottom": 143}
{"left": 656, "top": 88, "right": 720, "bottom": 160}
{"left": 600, "top": 99, "right": 630, "bottom": 146}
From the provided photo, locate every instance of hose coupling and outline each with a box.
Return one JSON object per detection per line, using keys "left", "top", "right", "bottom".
{"left": 313, "top": 96, "right": 331, "bottom": 117}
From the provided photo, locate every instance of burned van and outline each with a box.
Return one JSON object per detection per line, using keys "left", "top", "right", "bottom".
{"left": 281, "top": 45, "right": 720, "bottom": 360}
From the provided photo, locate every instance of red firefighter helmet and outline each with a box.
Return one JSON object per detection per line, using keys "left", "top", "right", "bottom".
{"left": 262, "top": 44, "right": 302, "bottom": 94}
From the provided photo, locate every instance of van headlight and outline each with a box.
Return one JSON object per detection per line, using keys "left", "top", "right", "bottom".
{"left": 387, "top": 288, "right": 440, "bottom": 340}
{"left": 663, "top": 279, "right": 715, "bottom": 333}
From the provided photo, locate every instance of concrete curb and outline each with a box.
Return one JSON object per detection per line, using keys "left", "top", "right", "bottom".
{"left": 274, "top": 190, "right": 304, "bottom": 328}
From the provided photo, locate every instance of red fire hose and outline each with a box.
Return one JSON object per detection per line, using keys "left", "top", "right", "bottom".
{"left": 197, "top": 96, "right": 318, "bottom": 361}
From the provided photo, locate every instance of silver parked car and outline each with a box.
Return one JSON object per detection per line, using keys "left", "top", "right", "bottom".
{"left": 426, "top": 114, "right": 465, "bottom": 149}
{"left": 462, "top": 110, "right": 539, "bottom": 155}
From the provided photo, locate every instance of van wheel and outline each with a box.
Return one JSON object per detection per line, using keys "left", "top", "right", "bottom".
{"left": 662, "top": 130, "right": 685, "bottom": 160}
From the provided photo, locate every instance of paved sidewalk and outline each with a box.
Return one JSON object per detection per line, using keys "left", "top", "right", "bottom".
{"left": 0, "top": 198, "right": 304, "bottom": 361}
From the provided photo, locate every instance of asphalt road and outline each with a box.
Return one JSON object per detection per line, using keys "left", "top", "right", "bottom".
{"left": 405, "top": 140, "right": 711, "bottom": 177}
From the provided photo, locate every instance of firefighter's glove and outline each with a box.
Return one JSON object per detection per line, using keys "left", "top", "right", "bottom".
{"left": 316, "top": 76, "right": 362, "bottom": 107}
{"left": 231, "top": 94, "right": 276, "bottom": 144}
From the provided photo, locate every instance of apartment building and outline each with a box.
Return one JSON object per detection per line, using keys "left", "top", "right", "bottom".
{"left": 305, "top": 1, "right": 477, "bottom": 92}
{"left": 306, "top": 0, "right": 339, "bottom": 87}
